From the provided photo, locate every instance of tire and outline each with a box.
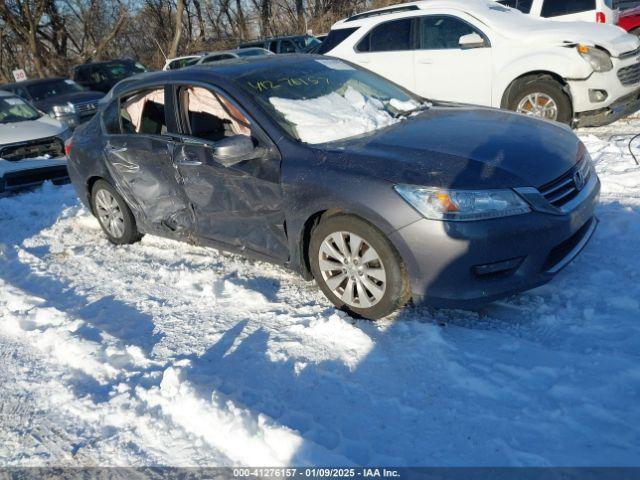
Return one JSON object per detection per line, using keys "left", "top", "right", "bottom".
{"left": 309, "top": 214, "right": 410, "bottom": 320}
{"left": 506, "top": 75, "right": 573, "bottom": 125}
{"left": 90, "top": 179, "right": 142, "bottom": 245}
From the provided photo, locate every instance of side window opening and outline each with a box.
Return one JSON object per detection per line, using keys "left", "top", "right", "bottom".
{"left": 103, "top": 99, "right": 120, "bottom": 134}
{"left": 541, "top": 0, "right": 596, "bottom": 17}
{"left": 178, "top": 86, "right": 251, "bottom": 142}
{"left": 356, "top": 18, "right": 414, "bottom": 52}
{"left": 317, "top": 27, "right": 360, "bottom": 54}
{"left": 119, "top": 88, "right": 167, "bottom": 135}
{"left": 419, "top": 16, "right": 484, "bottom": 50}
{"left": 497, "top": 0, "right": 533, "bottom": 13}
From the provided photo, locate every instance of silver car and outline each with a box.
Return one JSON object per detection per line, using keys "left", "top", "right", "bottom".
{"left": 0, "top": 90, "right": 70, "bottom": 195}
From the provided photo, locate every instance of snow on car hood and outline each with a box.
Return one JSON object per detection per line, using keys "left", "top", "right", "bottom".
{"left": 270, "top": 86, "right": 418, "bottom": 144}
{"left": 0, "top": 115, "right": 66, "bottom": 146}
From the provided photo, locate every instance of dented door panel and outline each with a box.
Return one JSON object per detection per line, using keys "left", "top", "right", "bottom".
{"left": 103, "top": 135, "right": 195, "bottom": 234}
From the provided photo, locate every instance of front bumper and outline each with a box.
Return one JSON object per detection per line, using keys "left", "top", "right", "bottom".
{"left": 388, "top": 175, "right": 600, "bottom": 308}
{"left": 575, "top": 88, "right": 640, "bottom": 128}
{"left": 0, "top": 157, "right": 69, "bottom": 195}
{"left": 568, "top": 56, "right": 640, "bottom": 126}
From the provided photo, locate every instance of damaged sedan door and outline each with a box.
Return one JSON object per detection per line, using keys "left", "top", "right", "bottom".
{"left": 169, "top": 84, "right": 289, "bottom": 261}
{"left": 101, "top": 86, "right": 195, "bottom": 235}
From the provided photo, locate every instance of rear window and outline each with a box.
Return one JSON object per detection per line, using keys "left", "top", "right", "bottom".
{"left": 317, "top": 27, "right": 359, "bottom": 54}
{"left": 497, "top": 0, "right": 534, "bottom": 13}
{"left": 541, "top": 0, "right": 596, "bottom": 17}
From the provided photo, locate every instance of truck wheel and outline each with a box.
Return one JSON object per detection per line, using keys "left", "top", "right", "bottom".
{"left": 507, "top": 75, "right": 572, "bottom": 125}
{"left": 91, "top": 179, "right": 142, "bottom": 245}
{"left": 309, "top": 214, "right": 411, "bottom": 320}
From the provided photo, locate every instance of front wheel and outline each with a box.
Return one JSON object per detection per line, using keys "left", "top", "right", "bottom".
{"left": 507, "top": 75, "right": 573, "bottom": 125}
{"left": 309, "top": 214, "right": 410, "bottom": 320}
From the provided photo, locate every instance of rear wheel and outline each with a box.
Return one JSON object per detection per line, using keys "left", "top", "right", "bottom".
{"left": 91, "top": 179, "right": 142, "bottom": 245}
{"left": 507, "top": 75, "right": 572, "bottom": 125}
{"left": 309, "top": 214, "right": 410, "bottom": 320}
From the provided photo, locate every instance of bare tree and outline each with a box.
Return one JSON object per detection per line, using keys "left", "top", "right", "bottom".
{"left": 168, "top": 0, "right": 185, "bottom": 58}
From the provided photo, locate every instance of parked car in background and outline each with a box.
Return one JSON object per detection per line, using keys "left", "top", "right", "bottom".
{"left": 0, "top": 90, "right": 69, "bottom": 195}
{"left": 618, "top": 5, "right": 640, "bottom": 35}
{"left": 196, "top": 48, "right": 273, "bottom": 65}
{"left": 1, "top": 78, "right": 103, "bottom": 128}
{"left": 239, "top": 34, "right": 321, "bottom": 53}
{"left": 72, "top": 59, "right": 147, "bottom": 93}
{"left": 67, "top": 55, "right": 599, "bottom": 320}
{"left": 320, "top": 0, "right": 640, "bottom": 127}
{"left": 495, "top": 0, "right": 618, "bottom": 24}
{"left": 163, "top": 55, "right": 202, "bottom": 70}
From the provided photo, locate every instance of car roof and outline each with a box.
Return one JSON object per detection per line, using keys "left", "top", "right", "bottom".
{"left": 74, "top": 59, "right": 136, "bottom": 69}
{"left": 331, "top": 0, "right": 517, "bottom": 29}
{"left": 241, "top": 34, "right": 312, "bottom": 43}
{"left": 2, "top": 77, "right": 67, "bottom": 88}
{"left": 111, "top": 54, "right": 323, "bottom": 96}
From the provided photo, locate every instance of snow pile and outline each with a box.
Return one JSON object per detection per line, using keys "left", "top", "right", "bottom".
{"left": 270, "top": 86, "right": 412, "bottom": 144}
{"left": 0, "top": 121, "right": 639, "bottom": 467}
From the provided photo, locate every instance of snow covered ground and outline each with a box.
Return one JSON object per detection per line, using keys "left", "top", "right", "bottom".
{"left": 1, "top": 119, "right": 639, "bottom": 467}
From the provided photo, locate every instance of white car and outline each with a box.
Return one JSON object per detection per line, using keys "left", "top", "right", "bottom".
{"left": 319, "top": 0, "right": 640, "bottom": 126}
{"left": 495, "top": 0, "right": 618, "bottom": 25}
{"left": 163, "top": 55, "right": 202, "bottom": 70}
{"left": 0, "top": 90, "right": 70, "bottom": 195}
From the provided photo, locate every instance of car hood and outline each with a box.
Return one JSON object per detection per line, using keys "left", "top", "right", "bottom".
{"left": 510, "top": 19, "right": 638, "bottom": 56}
{"left": 35, "top": 91, "right": 104, "bottom": 113}
{"left": 0, "top": 116, "right": 66, "bottom": 145}
{"left": 485, "top": 4, "right": 637, "bottom": 55}
{"left": 322, "top": 106, "right": 582, "bottom": 190}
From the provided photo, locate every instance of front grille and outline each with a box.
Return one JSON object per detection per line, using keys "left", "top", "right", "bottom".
{"left": 1, "top": 165, "right": 68, "bottom": 191}
{"left": 619, "top": 47, "right": 640, "bottom": 60}
{"left": 539, "top": 159, "right": 592, "bottom": 208}
{"left": 617, "top": 62, "right": 640, "bottom": 86}
{"left": 0, "top": 136, "right": 64, "bottom": 162}
{"left": 75, "top": 100, "right": 99, "bottom": 117}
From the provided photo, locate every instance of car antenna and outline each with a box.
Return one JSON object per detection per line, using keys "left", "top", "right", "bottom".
{"left": 155, "top": 38, "right": 168, "bottom": 62}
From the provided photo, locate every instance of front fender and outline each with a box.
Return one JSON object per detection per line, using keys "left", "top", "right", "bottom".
{"left": 494, "top": 49, "right": 593, "bottom": 106}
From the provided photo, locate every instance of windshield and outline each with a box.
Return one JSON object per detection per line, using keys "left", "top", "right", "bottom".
{"left": 105, "top": 61, "right": 146, "bottom": 80}
{"left": 27, "top": 79, "right": 84, "bottom": 101}
{"left": 0, "top": 96, "right": 41, "bottom": 124}
{"left": 295, "top": 36, "right": 321, "bottom": 49}
{"left": 237, "top": 58, "right": 423, "bottom": 143}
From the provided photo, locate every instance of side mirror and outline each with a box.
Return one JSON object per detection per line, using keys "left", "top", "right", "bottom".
{"left": 459, "top": 32, "right": 486, "bottom": 50}
{"left": 211, "top": 135, "right": 257, "bottom": 167}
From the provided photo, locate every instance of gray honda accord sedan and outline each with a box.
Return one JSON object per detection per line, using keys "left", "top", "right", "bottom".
{"left": 66, "top": 55, "right": 600, "bottom": 320}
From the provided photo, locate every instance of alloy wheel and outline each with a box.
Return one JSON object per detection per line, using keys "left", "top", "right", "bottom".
{"left": 94, "top": 188, "right": 125, "bottom": 239}
{"left": 318, "top": 231, "right": 387, "bottom": 309}
{"left": 516, "top": 93, "right": 559, "bottom": 120}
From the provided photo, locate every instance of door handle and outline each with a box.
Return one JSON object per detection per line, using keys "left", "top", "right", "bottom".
{"left": 106, "top": 145, "right": 127, "bottom": 153}
{"left": 417, "top": 58, "right": 433, "bottom": 64}
{"left": 177, "top": 154, "right": 202, "bottom": 167}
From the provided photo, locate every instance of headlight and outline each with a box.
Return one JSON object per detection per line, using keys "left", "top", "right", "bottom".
{"left": 52, "top": 102, "right": 76, "bottom": 116}
{"left": 394, "top": 185, "right": 531, "bottom": 221}
{"left": 578, "top": 44, "right": 613, "bottom": 72}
